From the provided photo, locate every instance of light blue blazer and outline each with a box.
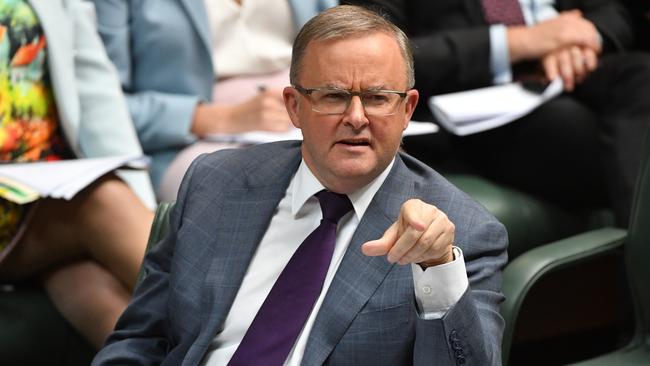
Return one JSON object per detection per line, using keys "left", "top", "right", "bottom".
{"left": 31, "top": 0, "right": 156, "bottom": 208}
{"left": 89, "top": 0, "right": 338, "bottom": 189}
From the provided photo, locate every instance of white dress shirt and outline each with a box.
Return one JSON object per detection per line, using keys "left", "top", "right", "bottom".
{"left": 490, "top": 0, "right": 560, "bottom": 83}
{"left": 204, "top": 0, "right": 294, "bottom": 78}
{"left": 201, "top": 158, "right": 468, "bottom": 365}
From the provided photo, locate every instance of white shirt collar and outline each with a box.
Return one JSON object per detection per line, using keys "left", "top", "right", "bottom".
{"left": 290, "top": 158, "right": 396, "bottom": 221}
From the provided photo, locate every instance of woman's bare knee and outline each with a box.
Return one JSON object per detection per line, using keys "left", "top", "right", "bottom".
{"left": 0, "top": 174, "right": 152, "bottom": 283}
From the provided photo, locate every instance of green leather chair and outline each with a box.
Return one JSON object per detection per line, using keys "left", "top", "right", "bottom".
{"left": 0, "top": 281, "right": 96, "bottom": 365}
{"left": 445, "top": 174, "right": 611, "bottom": 259}
{"left": 500, "top": 128, "right": 650, "bottom": 365}
{"left": 136, "top": 201, "right": 174, "bottom": 285}
{"left": 404, "top": 134, "right": 613, "bottom": 261}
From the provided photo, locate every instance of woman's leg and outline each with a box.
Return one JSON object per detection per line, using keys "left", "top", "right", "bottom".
{"left": 0, "top": 175, "right": 154, "bottom": 290}
{"left": 0, "top": 175, "right": 154, "bottom": 348}
{"left": 42, "top": 260, "right": 131, "bottom": 349}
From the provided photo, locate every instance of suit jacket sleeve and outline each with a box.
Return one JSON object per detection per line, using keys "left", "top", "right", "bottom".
{"left": 91, "top": 156, "right": 204, "bottom": 365}
{"left": 88, "top": 0, "right": 198, "bottom": 153}
{"left": 345, "top": 0, "right": 495, "bottom": 98}
{"left": 558, "top": 0, "right": 634, "bottom": 52}
{"left": 345, "top": 0, "right": 634, "bottom": 100}
{"left": 414, "top": 219, "right": 507, "bottom": 365}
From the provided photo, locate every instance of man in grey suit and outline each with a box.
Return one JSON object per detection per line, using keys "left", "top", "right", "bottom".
{"left": 93, "top": 5, "right": 508, "bottom": 366}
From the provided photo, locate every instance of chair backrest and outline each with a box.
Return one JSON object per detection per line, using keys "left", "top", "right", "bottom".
{"left": 626, "top": 127, "right": 650, "bottom": 342}
{"left": 136, "top": 201, "right": 175, "bottom": 287}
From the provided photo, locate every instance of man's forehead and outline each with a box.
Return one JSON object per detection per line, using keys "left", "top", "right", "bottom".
{"left": 299, "top": 32, "right": 407, "bottom": 86}
{"left": 305, "top": 31, "right": 396, "bottom": 52}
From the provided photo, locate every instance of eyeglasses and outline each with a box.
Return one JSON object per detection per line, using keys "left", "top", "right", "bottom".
{"left": 293, "top": 85, "right": 409, "bottom": 116}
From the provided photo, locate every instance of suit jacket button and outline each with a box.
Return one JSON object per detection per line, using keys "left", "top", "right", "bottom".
{"left": 449, "top": 330, "right": 460, "bottom": 342}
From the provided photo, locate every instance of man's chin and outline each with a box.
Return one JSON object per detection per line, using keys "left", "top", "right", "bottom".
{"left": 328, "top": 161, "right": 382, "bottom": 187}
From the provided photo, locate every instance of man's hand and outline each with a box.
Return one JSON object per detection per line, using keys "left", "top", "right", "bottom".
{"left": 508, "top": 10, "right": 601, "bottom": 63}
{"left": 542, "top": 46, "right": 598, "bottom": 91}
{"left": 361, "top": 199, "right": 455, "bottom": 268}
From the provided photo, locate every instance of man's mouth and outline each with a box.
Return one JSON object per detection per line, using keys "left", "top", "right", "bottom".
{"left": 337, "top": 138, "right": 371, "bottom": 147}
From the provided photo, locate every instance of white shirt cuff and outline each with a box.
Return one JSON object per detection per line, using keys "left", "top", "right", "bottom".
{"left": 411, "top": 247, "right": 468, "bottom": 320}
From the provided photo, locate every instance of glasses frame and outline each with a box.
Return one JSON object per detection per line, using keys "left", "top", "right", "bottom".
{"left": 293, "top": 84, "right": 410, "bottom": 116}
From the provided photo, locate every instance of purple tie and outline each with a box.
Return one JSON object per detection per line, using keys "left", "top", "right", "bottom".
{"left": 481, "top": 0, "right": 526, "bottom": 26}
{"left": 228, "top": 190, "right": 353, "bottom": 366}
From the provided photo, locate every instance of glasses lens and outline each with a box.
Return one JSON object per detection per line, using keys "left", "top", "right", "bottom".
{"left": 307, "top": 88, "right": 404, "bottom": 116}
{"left": 310, "top": 89, "right": 349, "bottom": 114}
{"left": 361, "top": 92, "right": 402, "bottom": 116}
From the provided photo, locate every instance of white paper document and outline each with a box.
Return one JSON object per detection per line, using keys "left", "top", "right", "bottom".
{"left": 0, "top": 155, "right": 149, "bottom": 204}
{"left": 205, "top": 120, "right": 439, "bottom": 144}
{"left": 428, "top": 79, "right": 563, "bottom": 136}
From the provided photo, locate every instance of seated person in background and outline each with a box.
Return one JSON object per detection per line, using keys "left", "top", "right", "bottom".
{"left": 626, "top": 0, "right": 650, "bottom": 51}
{"left": 92, "top": 6, "right": 508, "bottom": 365}
{"left": 89, "top": 0, "right": 337, "bottom": 201}
{"left": 0, "top": 0, "right": 155, "bottom": 349}
{"left": 346, "top": 0, "right": 650, "bottom": 226}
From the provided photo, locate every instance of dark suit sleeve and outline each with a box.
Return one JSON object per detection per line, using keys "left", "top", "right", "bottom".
{"left": 345, "top": 0, "right": 635, "bottom": 100}
{"left": 414, "top": 219, "right": 508, "bottom": 366}
{"left": 560, "top": 0, "right": 634, "bottom": 52}
{"left": 91, "top": 156, "right": 203, "bottom": 365}
{"left": 344, "top": 0, "right": 495, "bottom": 99}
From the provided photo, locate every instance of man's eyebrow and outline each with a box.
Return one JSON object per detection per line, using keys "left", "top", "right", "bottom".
{"left": 321, "top": 83, "right": 347, "bottom": 89}
{"left": 364, "top": 85, "right": 388, "bottom": 91}
{"left": 319, "top": 83, "right": 390, "bottom": 91}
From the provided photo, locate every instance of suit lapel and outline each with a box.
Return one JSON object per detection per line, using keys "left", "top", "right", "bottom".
{"left": 179, "top": 0, "right": 212, "bottom": 55}
{"left": 185, "top": 144, "right": 302, "bottom": 363}
{"left": 186, "top": 187, "right": 287, "bottom": 362}
{"left": 302, "top": 156, "right": 416, "bottom": 365}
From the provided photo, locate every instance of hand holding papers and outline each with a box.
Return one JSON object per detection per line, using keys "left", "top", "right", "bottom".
{"left": 429, "top": 78, "right": 563, "bottom": 136}
{"left": 0, "top": 155, "right": 149, "bottom": 204}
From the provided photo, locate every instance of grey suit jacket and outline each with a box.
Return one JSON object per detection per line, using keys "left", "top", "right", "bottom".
{"left": 93, "top": 141, "right": 508, "bottom": 365}
{"left": 31, "top": 0, "right": 155, "bottom": 208}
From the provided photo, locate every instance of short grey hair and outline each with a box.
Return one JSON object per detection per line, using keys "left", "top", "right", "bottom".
{"left": 289, "top": 5, "right": 415, "bottom": 89}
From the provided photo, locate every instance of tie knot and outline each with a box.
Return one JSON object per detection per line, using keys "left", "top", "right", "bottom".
{"left": 315, "top": 190, "right": 353, "bottom": 224}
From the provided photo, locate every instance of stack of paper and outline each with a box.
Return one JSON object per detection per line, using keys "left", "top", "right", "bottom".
{"left": 205, "top": 120, "right": 439, "bottom": 144}
{"left": 428, "top": 79, "right": 563, "bottom": 136}
{"left": 0, "top": 155, "right": 149, "bottom": 204}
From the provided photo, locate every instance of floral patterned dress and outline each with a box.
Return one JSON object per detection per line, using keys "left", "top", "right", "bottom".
{"left": 0, "top": 0, "right": 70, "bottom": 260}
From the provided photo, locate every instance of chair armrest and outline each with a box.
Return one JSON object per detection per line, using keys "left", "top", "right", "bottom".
{"left": 501, "top": 227, "right": 627, "bottom": 365}
{"left": 136, "top": 202, "right": 175, "bottom": 286}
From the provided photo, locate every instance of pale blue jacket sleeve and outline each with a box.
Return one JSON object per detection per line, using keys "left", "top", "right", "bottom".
{"left": 89, "top": 0, "right": 198, "bottom": 153}
{"left": 61, "top": 0, "right": 157, "bottom": 208}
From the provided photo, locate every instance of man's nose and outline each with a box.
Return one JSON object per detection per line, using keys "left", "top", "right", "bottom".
{"left": 342, "top": 95, "right": 369, "bottom": 129}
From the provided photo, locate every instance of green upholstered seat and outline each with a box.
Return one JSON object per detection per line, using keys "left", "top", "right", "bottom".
{"left": 0, "top": 281, "right": 95, "bottom": 365}
{"left": 500, "top": 128, "right": 650, "bottom": 365}
{"left": 445, "top": 173, "right": 612, "bottom": 260}
{"left": 136, "top": 201, "right": 174, "bottom": 286}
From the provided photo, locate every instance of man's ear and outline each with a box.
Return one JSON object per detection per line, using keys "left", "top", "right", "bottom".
{"left": 403, "top": 89, "right": 419, "bottom": 130}
{"left": 283, "top": 86, "right": 302, "bottom": 128}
